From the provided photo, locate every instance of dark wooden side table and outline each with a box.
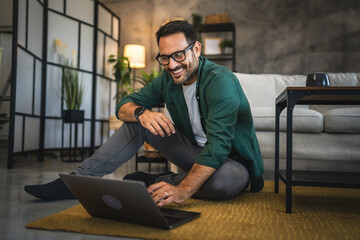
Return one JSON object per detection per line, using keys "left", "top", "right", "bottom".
{"left": 274, "top": 86, "right": 360, "bottom": 213}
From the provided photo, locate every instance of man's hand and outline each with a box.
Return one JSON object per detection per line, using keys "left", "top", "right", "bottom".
{"left": 139, "top": 111, "right": 175, "bottom": 137}
{"left": 148, "top": 163, "right": 216, "bottom": 207}
{"left": 118, "top": 102, "right": 175, "bottom": 137}
{"left": 148, "top": 182, "right": 191, "bottom": 207}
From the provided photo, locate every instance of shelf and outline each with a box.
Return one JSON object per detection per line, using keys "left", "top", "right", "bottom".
{"left": 0, "top": 96, "right": 11, "bottom": 101}
{"left": 200, "top": 23, "right": 236, "bottom": 71}
{"left": 204, "top": 54, "right": 233, "bottom": 61}
{"left": 278, "top": 170, "right": 360, "bottom": 188}
{"left": 0, "top": 117, "right": 9, "bottom": 123}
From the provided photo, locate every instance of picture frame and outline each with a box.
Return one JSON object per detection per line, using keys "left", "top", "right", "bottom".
{"left": 203, "top": 37, "right": 222, "bottom": 55}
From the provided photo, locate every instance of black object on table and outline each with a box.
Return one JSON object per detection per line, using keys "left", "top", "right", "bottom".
{"left": 274, "top": 86, "right": 360, "bottom": 213}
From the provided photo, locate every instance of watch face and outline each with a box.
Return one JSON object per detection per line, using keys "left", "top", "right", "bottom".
{"left": 135, "top": 107, "right": 145, "bottom": 116}
{"left": 134, "top": 107, "right": 146, "bottom": 121}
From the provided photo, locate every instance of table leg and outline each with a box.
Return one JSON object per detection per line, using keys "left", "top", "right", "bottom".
{"left": 286, "top": 106, "right": 294, "bottom": 213}
{"left": 275, "top": 105, "right": 281, "bottom": 193}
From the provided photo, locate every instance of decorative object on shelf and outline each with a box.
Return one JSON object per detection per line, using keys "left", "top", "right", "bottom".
{"left": 108, "top": 53, "right": 132, "bottom": 102}
{"left": 205, "top": 13, "right": 231, "bottom": 24}
{"left": 306, "top": 73, "right": 331, "bottom": 87}
{"left": 165, "top": 17, "right": 187, "bottom": 23}
{"left": 219, "top": 39, "right": 233, "bottom": 54}
{"left": 204, "top": 37, "right": 222, "bottom": 55}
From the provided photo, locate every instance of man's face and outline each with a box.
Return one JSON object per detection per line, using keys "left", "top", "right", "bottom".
{"left": 158, "top": 33, "right": 201, "bottom": 85}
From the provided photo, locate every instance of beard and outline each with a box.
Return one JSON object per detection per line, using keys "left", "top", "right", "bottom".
{"left": 166, "top": 53, "right": 199, "bottom": 85}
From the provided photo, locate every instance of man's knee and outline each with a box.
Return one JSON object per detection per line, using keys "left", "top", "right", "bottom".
{"left": 210, "top": 173, "right": 248, "bottom": 200}
{"left": 193, "top": 161, "right": 250, "bottom": 201}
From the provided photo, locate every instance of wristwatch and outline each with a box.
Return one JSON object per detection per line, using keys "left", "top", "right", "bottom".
{"left": 134, "top": 106, "right": 146, "bottom": 122}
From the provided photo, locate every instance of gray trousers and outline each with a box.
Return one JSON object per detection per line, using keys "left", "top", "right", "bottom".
{"left": 75, "top": 122, "right": 249, "bottom": 200}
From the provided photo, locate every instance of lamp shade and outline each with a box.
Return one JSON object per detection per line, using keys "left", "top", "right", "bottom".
{"left": 123, "top": 44, "right": 145, "bottom": 68}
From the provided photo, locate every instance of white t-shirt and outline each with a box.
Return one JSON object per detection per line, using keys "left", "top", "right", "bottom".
{"left": 182, "top": 82, "right": 207, "bottom": 147}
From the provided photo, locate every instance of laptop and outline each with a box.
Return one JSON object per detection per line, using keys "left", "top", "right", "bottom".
{"left": 59, "top": 174, "right": 200, "bottom": 229}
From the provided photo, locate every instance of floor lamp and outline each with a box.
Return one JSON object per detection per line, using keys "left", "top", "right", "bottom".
{"left": 123, "top": 44, "right": 146, "bottom": 89}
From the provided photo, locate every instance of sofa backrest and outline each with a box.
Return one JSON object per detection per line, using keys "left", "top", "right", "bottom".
{"left": 235, "top": 72, "right": 360, "bottom": 111}
{"left": 235, "top": 73, "right": 306, "bottom": 108}
{"left": 327, "top": 73, "right": 360, "bottom": 86}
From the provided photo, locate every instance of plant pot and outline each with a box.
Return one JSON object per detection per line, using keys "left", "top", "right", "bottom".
{"left": 63, "top": 110, "right": 84, "bottom": 123}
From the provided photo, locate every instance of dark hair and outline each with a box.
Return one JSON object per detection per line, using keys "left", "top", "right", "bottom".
{"left": 155, "top": 20, "right": 198, "bottom": 45}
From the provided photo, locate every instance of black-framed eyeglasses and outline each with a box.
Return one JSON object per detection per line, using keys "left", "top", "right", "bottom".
{"left": 156, "top": 41, "right": 196, "bottom": 66}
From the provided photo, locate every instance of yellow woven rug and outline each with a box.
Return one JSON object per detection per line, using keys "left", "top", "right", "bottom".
{"left": 26, "top": 181, "right": 360, "bottom": 240}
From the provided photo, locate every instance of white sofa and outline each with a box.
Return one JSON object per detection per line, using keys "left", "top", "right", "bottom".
{"left": 235, "top": 73, "right": 360, "bottom": 175}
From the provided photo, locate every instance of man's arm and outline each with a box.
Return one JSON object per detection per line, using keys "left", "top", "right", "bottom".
{"left": 148, "top": 163, "right": 216, "bottom": 206}
{"left": 118, "top": 102, "right": 175, "bottom": 137}
{"left": 117, "top": 102, "right": 140, "bottom": 122}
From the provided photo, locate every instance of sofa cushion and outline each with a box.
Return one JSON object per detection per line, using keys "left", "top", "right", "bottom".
{"left": 324, "top": 107, "right": 360, "bottom": 133}
{"left": 252, "top": 107, "right": 323, "bottom": 132}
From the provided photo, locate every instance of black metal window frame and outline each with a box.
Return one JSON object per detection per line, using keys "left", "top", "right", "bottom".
{"left": 8, "top": 0, "right": 121, "bottom": 169}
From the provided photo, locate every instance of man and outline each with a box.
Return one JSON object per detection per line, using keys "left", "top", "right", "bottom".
{"left": 25, "top": 20, "right": 264, "bottom": 207}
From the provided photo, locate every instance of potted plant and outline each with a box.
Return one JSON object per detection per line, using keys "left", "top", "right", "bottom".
{"left": 135, "top": 67, "right": 161, "bottom": 88}
{"left": 62, "top": 63, "right": 85, "bottom": 123}
{"left": 219, "top": 39, "right": 233, "bottom": 54}
{"left": 54, "top": 38, "right": 85, "bottom": 123}
{"left": 107, "top": 52, "right": 132, "bottom": 103}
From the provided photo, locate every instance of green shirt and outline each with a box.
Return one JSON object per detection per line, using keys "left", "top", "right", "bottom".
{"left": 116, "top": 57, "right": 264, "bottom": 192}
